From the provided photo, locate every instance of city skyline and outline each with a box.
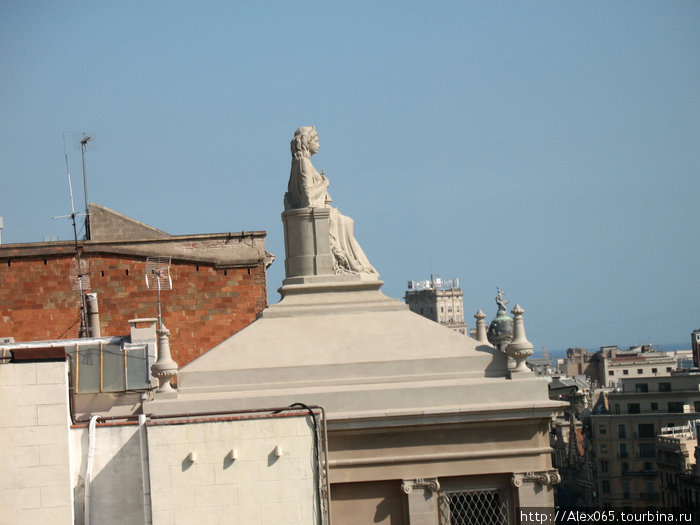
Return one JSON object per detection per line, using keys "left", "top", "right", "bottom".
{"left": 1, "top": 2, "right": 698, "bottom": 353}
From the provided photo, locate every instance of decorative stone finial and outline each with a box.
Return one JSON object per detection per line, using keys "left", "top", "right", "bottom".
{"left": 151, "top": 324, "right": 178, "bottom": 392}
{"left": 505, "top": 304, "right": 534, "bottom": 373}
{"left": 474, "top": 309, "right": 487, "bottom": 342}
{"left": 487, "top": 288, "right": 513, "bottom": 351}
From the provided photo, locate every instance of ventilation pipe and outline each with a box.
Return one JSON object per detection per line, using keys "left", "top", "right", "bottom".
{"left": 0, "top": 216, "right": 3, "bottom": 244}
{"left": 85, "top": 293, "right": 101, "bottom": 338}
{"left": 84, "top": 415, "right": 100, "bottom": 525}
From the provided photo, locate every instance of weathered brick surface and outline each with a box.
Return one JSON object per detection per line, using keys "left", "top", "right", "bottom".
{"left": 0, "top": 254, "right": 267, "bottom": 367}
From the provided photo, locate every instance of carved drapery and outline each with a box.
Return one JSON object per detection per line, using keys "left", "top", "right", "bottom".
{"left": 511, "top": 470, "right": 561, "bottom": 488}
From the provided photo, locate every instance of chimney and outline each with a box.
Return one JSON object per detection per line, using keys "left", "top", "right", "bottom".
{"left": 0, "top": 216, "right": 4, "bottom": 244}
{"left": 85, "top": 293, "right": 101, "bottom": 337}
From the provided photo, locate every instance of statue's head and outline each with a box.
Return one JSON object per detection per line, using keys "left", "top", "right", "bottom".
{"left": 291, "top": 126, "right": 318, "bottom": 159}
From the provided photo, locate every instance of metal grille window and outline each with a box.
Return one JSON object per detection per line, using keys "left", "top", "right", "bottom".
{"left": 439, "top": 488, "right": 509, "bottom": 525}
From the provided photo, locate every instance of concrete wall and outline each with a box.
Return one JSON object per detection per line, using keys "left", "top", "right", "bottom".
{"left": 0, "top": 361, "right": 73, "bottom": 524}
{"left": 147, "top": 416, "right": 317, "bottom": 525}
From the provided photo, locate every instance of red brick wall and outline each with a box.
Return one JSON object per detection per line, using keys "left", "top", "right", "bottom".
{"left": 0, "top": 254, "right": 267, "bottom": 366}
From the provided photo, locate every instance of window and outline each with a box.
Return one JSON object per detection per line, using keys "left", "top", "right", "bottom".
{"left": 639, "top": 443, "right": 656, "bottom": 458}
{"left": 602, "top": 480, "right": 610, "bottom": 494}
{"left": 645, "top": 481, "right": 654, "bottom": 496}
{"left": 618, "top": 443, "right": 628, "bottom": 458}
{"left": 623, "top": 370, "right": 629, "bottom": 375}
{"left": 599, "top": 424, "right": 607, "bottom": 435}
{"left": 668, "top": 402, "right": 684, "bottom": 413}
{"left": 622, "top": 481, "right": 630, "bottom": 499}
{"left": 652, "top": 368, "right": 658, "bottom": 373}
{"left": 438, "top": 488, "right": 508, "bottom": 525}
{"left": 694, "top": 401, "right": 700, "bottom": 413}
{"left": 651, "top": 402, "right": 659, "bottom": 411}
{"left": 638, "top": 423, "right": 655, "bottom": 438}
{"left": 600, "top": 460, "right": 609, "bottom": 473}
{"left": 659, "top": 382, "right": 672, "bottom": 392}
{"left": 614, "top": 404, "right": 621, "bottom": 414}
{"left": 627, "top": 403, "right": 641, "bottom": 414}
{"left": 618, "top": 424, "right": 627, "bottom": 438}
{"left": 600, "top": 443, "right": 608, "bottom": 453}
{"left": 643, "top": 461, "right": 653, "bottom": 472}
{"left": 608, "top": 371, "right": 614, "bottom": 376}
{"left": 635, "top": 383, "right": 648, "bottom": 393}
{"left": 666, "top": 367, "right": 672, "bottom": 372}
{"left": 621, "top": 461, "right": 629, "bottom": 474}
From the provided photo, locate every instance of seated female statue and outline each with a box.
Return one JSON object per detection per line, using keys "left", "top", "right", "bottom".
{"left": 285, "top": 126, "right": 378, "bottom": 276}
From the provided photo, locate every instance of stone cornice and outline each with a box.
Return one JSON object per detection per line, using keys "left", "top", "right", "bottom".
{"left": 0, "top": 231, "right": 271, "bottom": 268}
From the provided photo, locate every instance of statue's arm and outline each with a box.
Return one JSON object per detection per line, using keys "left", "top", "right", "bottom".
{"left": 300, "top": 159, "right": 330, "bottom": 207}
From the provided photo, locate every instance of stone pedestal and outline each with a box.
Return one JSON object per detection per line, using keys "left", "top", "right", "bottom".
{"left": 282, "top": 207, "right": 334, "bottom": 279}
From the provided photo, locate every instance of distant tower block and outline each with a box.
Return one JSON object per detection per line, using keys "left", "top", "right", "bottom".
{"left": 404, "top": 275, "right": 467, "bottom": 335}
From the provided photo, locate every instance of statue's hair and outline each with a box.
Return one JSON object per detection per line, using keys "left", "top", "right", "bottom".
{"left": 291, "top": 126, "right": 316, "bottom": 159}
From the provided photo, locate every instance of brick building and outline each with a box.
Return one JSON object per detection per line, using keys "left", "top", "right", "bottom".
{"left": 0, "top": 203, "right": 273, "bottom": 366}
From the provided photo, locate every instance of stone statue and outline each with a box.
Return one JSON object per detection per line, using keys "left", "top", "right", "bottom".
{"left": 285, "top": 126, "right": 377, "bottom": 276}
{"left": 496, "top": 288, "right": 509, "bottom": 310}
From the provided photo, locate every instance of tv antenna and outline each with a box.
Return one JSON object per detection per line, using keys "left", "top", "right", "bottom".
{"left": 53, "top": 134, "right": 89, "bottom": 337}
{"left": 79, "top": 133, "right": 93, "bottom": 239}
{"left": 145, "top": 256, "right": 172, "bottom": 329}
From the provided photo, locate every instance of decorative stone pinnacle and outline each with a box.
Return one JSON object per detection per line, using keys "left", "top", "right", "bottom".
{"left": 505, "top": 304, "right": 534, "bottom": 374}
{"left": 474, "top": 309, "right": 487, "bottom": 343}
{"left": 151, "top": 324, "right": 179, "bottom": 393}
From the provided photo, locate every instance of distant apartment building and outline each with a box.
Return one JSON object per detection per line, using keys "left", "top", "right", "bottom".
{"left": 693, "top": 329, "right": 700, "bottom": 368}
{"left": 656, "top": 423, "right": 700, "bottom": 509}
{"left": 588, "top": 373, "right": 700, "bottom": 507}
{"left": 563, "top": 345, "right": 679, "bottom": 387}
{"left": 404, "top": 276, "right": 467, "bottom": 335}
{"left": 564, "top": 348, "right": 601, "bottom": 382}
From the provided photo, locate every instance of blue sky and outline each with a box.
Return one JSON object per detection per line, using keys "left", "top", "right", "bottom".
{"left": 1, "top": 2, "right": 699, "bottom": 353}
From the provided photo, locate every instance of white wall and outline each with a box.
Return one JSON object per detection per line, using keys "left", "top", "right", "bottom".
{"left": 2, "top": 359, "right": 320, "bottom": 525}
{"left": 70, "top": 423, "right": 147, "bottom": 525}
{"left": 0, "top": 361, "right": 73, "bottom": 524}
{"left": 147, "top": 416, "right": 317, "bottom": 525}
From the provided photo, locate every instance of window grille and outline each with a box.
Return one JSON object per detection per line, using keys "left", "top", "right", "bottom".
{"left": 439, "top": 488, "right": 509, "bottom": 525}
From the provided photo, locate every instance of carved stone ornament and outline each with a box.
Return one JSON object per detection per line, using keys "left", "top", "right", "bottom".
{"left": 511, "top": 470, "right": 561, "bottom": 488}
{"left": 402, "top": 478, "right": 441, "bottom": 494}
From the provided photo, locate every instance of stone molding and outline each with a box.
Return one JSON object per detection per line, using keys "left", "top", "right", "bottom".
{"left": 402, "top": 477, "right": 441, "bottom": 494}
{"left": 511, "top": 470, "right": 561, "bottom": 488}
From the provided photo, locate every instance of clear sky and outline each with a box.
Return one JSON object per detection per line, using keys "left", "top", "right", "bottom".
{"left": 1, "top": 2, "right": 698, "bottom": 354}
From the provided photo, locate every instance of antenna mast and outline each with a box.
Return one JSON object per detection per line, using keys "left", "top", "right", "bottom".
{"left": 61, "top": 134, "right": 88, "bottom": 338}
{"left": 80, "top": 133, "right": 92, "bottom": 239}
